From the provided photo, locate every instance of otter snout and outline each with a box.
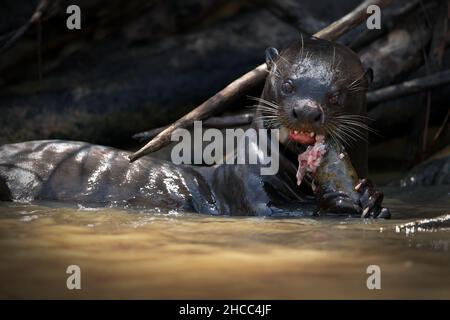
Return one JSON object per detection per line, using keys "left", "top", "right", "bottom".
{"left": 292, "top": 103, "right": 323, "bottom": 125}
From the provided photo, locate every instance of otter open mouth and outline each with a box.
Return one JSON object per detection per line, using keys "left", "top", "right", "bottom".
{"left": 288, "top": 129, "right": 317, "bottom": 145}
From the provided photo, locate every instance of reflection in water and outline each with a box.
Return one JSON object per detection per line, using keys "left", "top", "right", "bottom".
{"left": 0, "top": 186, "right": 449, "bottom": 299}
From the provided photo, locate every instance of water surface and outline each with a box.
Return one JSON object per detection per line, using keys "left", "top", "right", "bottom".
{"left": 0, "top": 186, "right": 449, "bottom": 299}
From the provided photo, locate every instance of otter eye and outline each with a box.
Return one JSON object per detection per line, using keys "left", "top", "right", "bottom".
{"left": 329, "top": 92, "right": 342, "bottom": 105}
{"left": 281, "top": 80, "right": 294, "bottom": 95}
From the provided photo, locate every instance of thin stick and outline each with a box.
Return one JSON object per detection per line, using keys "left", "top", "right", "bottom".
{"left": 432, "top": 108, "right": 449, "bottom": 142}
{"left": 0, "top": 0, "right": 49, "bottom": 55}
{"left": 367, "top": 69, "right": 450, "bottom": 104}
{"left": 129, "top": 0, "right": 394, "bottom": 161}
{"left": 37, "top": 17, "right": 43, "bottom": 81}
{"left": 422, "top": 91, "right": 431, "bottom": 153}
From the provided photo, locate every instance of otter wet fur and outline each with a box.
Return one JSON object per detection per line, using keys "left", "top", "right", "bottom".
{"left": 253, "top": 35, "right": 389, "bottom": 218}
{"left": 257, "top": 36, "right": 371, "bottom": 177}
{"left": 0, "top": 36, "right": 389, "bottom": 218}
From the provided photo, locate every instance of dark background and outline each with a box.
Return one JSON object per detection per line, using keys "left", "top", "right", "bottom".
{"left": 0, "top": 0, "right": 449, "bottom": 183}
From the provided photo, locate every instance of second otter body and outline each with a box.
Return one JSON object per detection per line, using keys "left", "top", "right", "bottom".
{"left": 0, "top": 140, "right": 311, "bottom": 216}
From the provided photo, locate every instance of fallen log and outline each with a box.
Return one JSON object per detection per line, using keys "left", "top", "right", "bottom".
{"left": 129, "top": 0, "right": 395, "bottom": 161}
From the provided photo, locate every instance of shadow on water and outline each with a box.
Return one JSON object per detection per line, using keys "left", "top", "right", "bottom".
{"left": 382, "top": 185, "right": 450, "bottom": 220}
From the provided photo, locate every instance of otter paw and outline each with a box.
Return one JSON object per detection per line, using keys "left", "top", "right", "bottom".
{"left": 317, "top": 191, "right": 362, "bottom": 216}
{"left": 355, "top": 178, "right": 391, "bottom": 219}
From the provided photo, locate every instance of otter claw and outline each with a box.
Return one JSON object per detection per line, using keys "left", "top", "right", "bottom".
{"left": 315, "top": 178, "right": 391, "bottom": 219}
{"left": 357, "top": 179, "right": 390, "bottom": 219}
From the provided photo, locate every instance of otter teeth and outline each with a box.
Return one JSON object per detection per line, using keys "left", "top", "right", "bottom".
{"left": 293, "top": 130, "right": 316, "bottom": 137}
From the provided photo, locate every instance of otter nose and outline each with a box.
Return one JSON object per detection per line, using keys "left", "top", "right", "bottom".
{"left": 292, "top": 105, "right": 323, "bottom": 124}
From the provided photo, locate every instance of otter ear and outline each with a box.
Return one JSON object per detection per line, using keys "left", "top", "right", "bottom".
{"left": 364, "top": 68, "right": 374, "bottom": 87}
{"left": 265, "top": 47, "right": 279, "bottom": 69}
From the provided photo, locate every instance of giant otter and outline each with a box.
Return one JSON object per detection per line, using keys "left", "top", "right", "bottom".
{"left": 254, "top": 36, "right": 388, "bottom": 217}
{"left": 0, "top": 37, "right": 389, "bottom": 218}
{"left": 259, "top": 36, "right": 370, "bottom": 177}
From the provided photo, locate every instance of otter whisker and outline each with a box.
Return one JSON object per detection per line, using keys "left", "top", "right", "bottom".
{"left": 326, "top": 119, "right": 370, "bottom": 146}
{"left": 337, "top": 121, "right": 378, "bottom": 134}
{"left": 331, "top": 124, "right": 359, "bottom": 141}
{"left": 244, "top": 105, "right": 278, "bottom": 116}
{"left": 304, "top": 51, "right": 312, "bottom": 62}
{"left": 256, "top": 111, "right": 279, "bottom": 118}
{"left": 330, "top": 47, "right": 336, "bottom": 73}
{"left": 299, "top": 33, "right": 305, "bottom": 61}
{"left": 245, "top": 104, "right": 263, "bottom": 110}
{"left": 258, "top": 115, "right": 279, "bottom": 120}
{"left": 334, "top": 118, "right": 371, "bottom": 124}
{"left": 339, "top": 122, "right": 367, "bottom": 133}
{"left": 334, "top": 118, "right": 370, "bottom": 127}
{"left": 347, "top": 73, "right": 364, "bottom": 88}
{"left": 264, "top": 67, "right": 281, "bottom": 80}
{"left": 257, "top": 114, "right": 279, "bottom": 118}
{"left": 247, "top": 104, "right": 276, "bottom": 110}
{"left": 256, "top": 112, "right": 282, "bottom": 125}
{"left": 334, "top": 56, "right": 342, "bottom": 71}
{"left": 330, "top": 119, "right": 368, "bottom": 134}
{"left": 257, "top": 119, "right": 280, "bottom": 124}
{"left": 334, "top": 114, "right": 377, "bottom": 128}
{"left": 248, "top": 96, "right": 281, "bottom": 110}
{"left": 255, "top": 104, "right": 278, "bottom": 110}
{"left": 347, "top": 87, "right": 368, "bottom": 93}
{"left": 265, "top": 63, "right": 282, "bottom": 79}
{"left": 334, "top": 126, "right": 368, "bottom": 144}
{"left": 255, "top": 107, "right": 279, "bottom": 114}
{"left": 346, "top": 71, "right": 368, "bottom": 91}
{"left": 333, "top": 118, "right": 379, "bottom": 135}
{"left": 328, "top": 126, "right": 353, "bottom": 148}
{"left": 324, "top": 124, "right": 343, "bottom": 148}
{"left": 277, "top": 54, "right": 293, "bottom": 68}
{"left": 334, "top": 114, "right": 374, "bottom": 120}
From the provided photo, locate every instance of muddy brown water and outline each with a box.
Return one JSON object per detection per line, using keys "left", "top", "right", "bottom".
{"left": 0, "top": 186, "right": 449, "bottom": 299}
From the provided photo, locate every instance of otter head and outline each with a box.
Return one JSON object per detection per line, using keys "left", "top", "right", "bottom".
{"left": 258, "top": 37, "right": 372, "bottom": 149}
